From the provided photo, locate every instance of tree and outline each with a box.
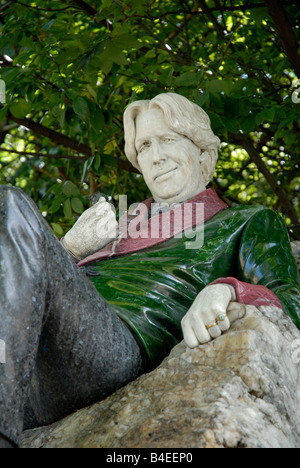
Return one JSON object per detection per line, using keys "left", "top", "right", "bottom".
{"left": 0, "top": 0, "right": 299, "bottom": 239}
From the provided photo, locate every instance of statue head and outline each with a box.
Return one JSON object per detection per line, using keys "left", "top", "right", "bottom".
{"left": 123, "top": 93, "right": 220, "bottom": 205}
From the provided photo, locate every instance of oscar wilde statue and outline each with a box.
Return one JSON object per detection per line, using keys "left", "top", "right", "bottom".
{"left": 0, "top": 93, "right": 299, "bottom": 448}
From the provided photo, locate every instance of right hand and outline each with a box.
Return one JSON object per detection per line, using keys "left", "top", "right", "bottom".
{"left": 62, "top": 197, "right": 118, "bottom": 260}
{"left": 181, "top": 284, "right": 246, "bottom": 348}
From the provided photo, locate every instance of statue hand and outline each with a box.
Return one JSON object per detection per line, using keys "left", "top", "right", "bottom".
{"left": 181, "top": 284, "right": 246, "bottom": 348}
{"left": 62, "top": 197, "right": 118, "bottom": 260}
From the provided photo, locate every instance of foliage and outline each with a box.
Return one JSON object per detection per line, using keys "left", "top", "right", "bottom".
{"left": 0, "top": 0, "right": 299, "bottom": 238}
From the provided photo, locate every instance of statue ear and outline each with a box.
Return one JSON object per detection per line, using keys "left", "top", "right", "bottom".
{"left": 199, "top": 149, "right": 218, "bottom": 186}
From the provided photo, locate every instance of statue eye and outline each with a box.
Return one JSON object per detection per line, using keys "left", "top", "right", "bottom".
{"left": 139, "top": 141, "right": 151, "bottom": 153}
{"left": 164, "top": 137, "right": 175, "bottom": 143}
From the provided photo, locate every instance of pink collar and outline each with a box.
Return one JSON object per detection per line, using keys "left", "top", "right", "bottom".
{"left": 78, "top": 188, "right": 228, "bottom": 266}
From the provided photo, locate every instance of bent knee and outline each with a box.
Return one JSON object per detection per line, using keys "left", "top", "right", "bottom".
{"left": 0, "top": 185, "right": 44, "bottom": 232}
{"left": 0, "top": 184, "right": 26, "bottom": 198}
{"left": 0, "top": 185, "right": 37, "bottom": 208}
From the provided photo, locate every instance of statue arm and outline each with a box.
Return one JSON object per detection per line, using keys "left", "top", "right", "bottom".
{"left": 238, "top": 208, "right": 300, "bottom": 326}
{"left": 212, "top": 209, "right": 300, "bottom": 326}
{"left": 182, "top": 208, "right": 300, "bottom": 348}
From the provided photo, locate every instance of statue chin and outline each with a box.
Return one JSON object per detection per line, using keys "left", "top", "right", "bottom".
{"left": 151, "top": 182, "right": 207, "bottom": 206}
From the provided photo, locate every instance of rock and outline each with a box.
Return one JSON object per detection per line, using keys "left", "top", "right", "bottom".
{"left": 21, "top": 305, "right": 300, "bottom": 449}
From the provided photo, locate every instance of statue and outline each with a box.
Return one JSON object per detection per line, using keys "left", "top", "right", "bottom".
{"left": 0, "top": 93, "right": 299, "bottom": 448}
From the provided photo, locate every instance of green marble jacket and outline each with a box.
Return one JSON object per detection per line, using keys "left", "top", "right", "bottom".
{"left": 79, "top": 190, "right": 300, "bottom": 370}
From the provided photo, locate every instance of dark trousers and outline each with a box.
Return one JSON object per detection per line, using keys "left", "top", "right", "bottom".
{"left": 0, "top": 186, "right": 143, "bottom": 446}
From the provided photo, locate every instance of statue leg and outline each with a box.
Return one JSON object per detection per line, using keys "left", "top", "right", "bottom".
{"left": 0, "top": 186, "right": 143, "bottom": 446}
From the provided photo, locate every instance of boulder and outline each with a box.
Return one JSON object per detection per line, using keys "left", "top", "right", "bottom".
{"left": 21, "top": 304, "right": 300, "bottom": 448}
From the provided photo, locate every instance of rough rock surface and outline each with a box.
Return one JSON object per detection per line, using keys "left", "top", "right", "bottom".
{"left": 21, "top": 303, "right": 300, "bottom": 449}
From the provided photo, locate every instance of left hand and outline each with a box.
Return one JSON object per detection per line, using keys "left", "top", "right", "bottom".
{"left": 62, "top": 196, "right": 118, "bottom": 260}
{"left": 181, "top": 284, "right": 246, "bottom": 348}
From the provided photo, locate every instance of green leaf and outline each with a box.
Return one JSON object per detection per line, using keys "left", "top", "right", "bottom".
{"left": 94, "top": 154, "right": 101, "bottom": 171}
{"left": 59, "top": 107, "right": 66, "bottom": 128}
{"left": 255, "top": 108, "right": 276, "bottom": 125}
{"left": 51, "top": 222, "right": 64, "bottom": 236}
{"left": 252, "top": 7, "right": 269, "bottom": 25}
{"left": 207, "top": 79, "right": 231, "bottom": 94}
{"left": 99, "top": 46, "right": 127, "bottom": 74}
{"left": 86, "top": 84, "right": 98, "bottom": 101}
{"left": 50, "top": 197, "right": 62, "bottom": 214}
{"left": 222, "top": 116, "right": 240, "bottom": 133}
{"left": 63, "top": 198, "right": 73, "bottom": 219}
{"left": 224, "top": 98, "right": 240, "bottom": 118}
{"left": 90, "top": 107, "right": 104, "bottom": 132}
{"left": 0, "top": 68, "right": 20, "bottom": 85}
{"left": 112, "top": 34, "right": 141, "bottom": 50}
{"left": 175, "top": 71, "right": 203, "bottom": 87}
{"left": 208, "top": 113, "right": 225, "bottom": 133}
{"left": 73, "top": 97, "right": 90, "bottom": 120}
{"left": 42, "top": 19, "right": 56, "bottom": 31}
{"left": 195, "top": 91, "right": 210, "bottom": 107}
{"left": 71, "top": 197, "right": 84, "bottom": 214}
{"left": 239, "top": 99, "right": 252, "bottom": 117}
{"left": 9, "top": 99, "right": 31, "bottom": 119}
{"left": 46, "top": 182, "right": 63, "bottom": 196}
{"left": 62, "top": 181, "right": 80, "bottom": 197}
{"left": 226, "top": 16, "right": 234, "bottom": 32}
{"left": 101, "top": 153, "right": 118, "bottom": 167}
{"left": 240, "top": 115, "right": 257, "bottom": 133}
{"left": 102, "top": 0, "right": 112, "bottom": 8}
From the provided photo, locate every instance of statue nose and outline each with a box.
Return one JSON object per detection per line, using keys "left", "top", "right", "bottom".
{"left": 152, "top": 141, "right": 167, "bottom": 164}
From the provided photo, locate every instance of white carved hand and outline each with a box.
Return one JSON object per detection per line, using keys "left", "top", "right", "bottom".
{"left": 181, "top": 284, "right": 246, "bottom": 348}
{"left": 62, "top": 197, "right": 118, "bottom": 260}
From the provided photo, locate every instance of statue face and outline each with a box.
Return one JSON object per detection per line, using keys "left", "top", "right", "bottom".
{"left": 135, "top": 108, "right": 206, "bottom": 205}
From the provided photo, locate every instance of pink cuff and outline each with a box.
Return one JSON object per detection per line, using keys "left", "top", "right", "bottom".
{"left": 210, "top": 277, "right": 282, "bottom": 309}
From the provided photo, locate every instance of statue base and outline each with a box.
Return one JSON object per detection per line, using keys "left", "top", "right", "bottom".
{"left": 21, "top": 304, "right": 300, "bottom": 448}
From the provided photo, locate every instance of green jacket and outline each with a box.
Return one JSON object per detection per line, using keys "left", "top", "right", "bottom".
{"left": 81, "top": 192, "right": 300, "bottom": 370}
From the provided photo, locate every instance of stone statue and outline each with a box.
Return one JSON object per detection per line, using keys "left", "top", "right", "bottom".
{"left": 0, "top": 93, "right": 299, "bottom": 448}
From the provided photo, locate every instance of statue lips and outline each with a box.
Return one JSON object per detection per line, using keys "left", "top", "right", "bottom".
{"left": 154, "top": 167, "right": 178, "bottom": 182}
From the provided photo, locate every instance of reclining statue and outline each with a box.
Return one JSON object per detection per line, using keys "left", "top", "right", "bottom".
{"left": 0, "top": 93, "right": 299, "bottom": 448}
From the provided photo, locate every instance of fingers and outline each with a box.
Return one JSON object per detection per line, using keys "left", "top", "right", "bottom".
{"left": 216, "top": 314, "right": 230, "bottom": 332}
{"left": 94, "top": 200, "right": 118, "bottom": 239}
{"left": 96, "top": 216, "right": 118, "bottom": 240}
{"left": 227, "top": 302, "right": 246, "bottom": 323}
{"left": 206, "top": 324, "right": 221, "bottom": 339}
{"left": 63, "top": 195, "right": 118, "bottom": 260}
{"left": 181, "top": 315, "right": 210, "bottom": 348}
{"left": 95, "top": 200, "right": 116, "bottom": 219}
{"left": 182, "top": 302, "right": 246, "bottom": 349}
{"left": 205, "top": 313, "right": 230, "bottom": 339}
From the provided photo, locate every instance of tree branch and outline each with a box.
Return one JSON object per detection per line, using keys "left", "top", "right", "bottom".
{"left": 140, "top": 1, "right": 296, "bottom": 21}
{"left": 68, "top": 0, "right": 97, "bottom": 17}
{"left": 235, "top": 133, "right": 300, "bottom": 239}
{"left": 264, "top": 0, "right": 300, "bottom": 77}
{"left": 6, "top": 112, "right": 138, "bottom": 173}
{"left": 0, "top": 147, "right": 88, "bottom": 161}
{"left": 0, "top": 1, "right": 16, "bottom": 14}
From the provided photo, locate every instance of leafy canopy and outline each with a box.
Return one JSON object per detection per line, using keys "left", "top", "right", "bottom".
{"left": 0, "top": 0, "right": 299, "bottom": 239}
